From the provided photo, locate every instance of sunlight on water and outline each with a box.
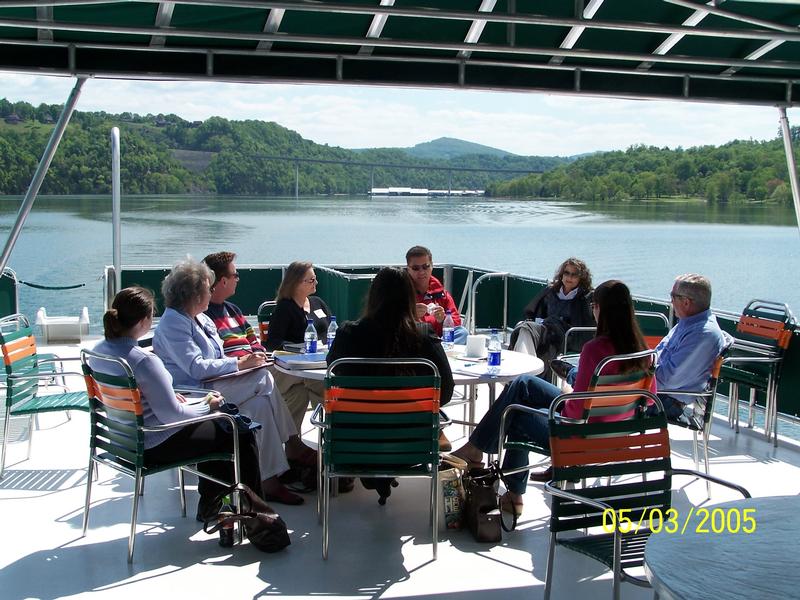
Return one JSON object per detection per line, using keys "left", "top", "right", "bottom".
{"left": 2, "top": 195, "right": 798, "bottom": 330}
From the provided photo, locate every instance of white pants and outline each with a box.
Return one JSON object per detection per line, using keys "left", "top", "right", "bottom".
{"left": 207, "top": 368, "right": 296, "bottom": 479}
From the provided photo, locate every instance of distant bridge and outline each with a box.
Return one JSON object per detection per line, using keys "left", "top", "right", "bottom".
{"left": 248, "top": 153, "right": 543, "bottom": 197}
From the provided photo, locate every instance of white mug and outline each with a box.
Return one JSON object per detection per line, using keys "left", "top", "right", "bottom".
{"left": 465, "top": 334, "right": 488, "bottom": 358}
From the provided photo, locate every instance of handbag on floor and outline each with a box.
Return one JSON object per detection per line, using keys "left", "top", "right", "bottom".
{"left": 204, "top": 483, "right": 291, "bottom": 553}
{"left": 439, "top": 454, "right": 468, "bottom": 530}
{"left": 462, "top": 466, "right": 501, "bottom": 543}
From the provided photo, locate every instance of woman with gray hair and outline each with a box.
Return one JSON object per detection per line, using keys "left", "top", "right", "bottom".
{"left": 153, "top": 257, "right": 303, "bottom": 505}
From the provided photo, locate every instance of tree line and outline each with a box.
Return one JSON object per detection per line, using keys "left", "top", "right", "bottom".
{"left": 0, "top": 98, "right": 563, "bottom": 196}
{"left": 486, "top": 131, "right": 800, "bottom": 203}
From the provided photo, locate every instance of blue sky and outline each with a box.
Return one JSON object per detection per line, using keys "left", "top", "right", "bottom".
{"left": 1, "top": 73, "right": 797, "bottom": 157}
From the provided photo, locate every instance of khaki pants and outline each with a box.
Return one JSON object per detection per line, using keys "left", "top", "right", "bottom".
{"left": 270, "top": 367, "right": 326, "bottom": 432}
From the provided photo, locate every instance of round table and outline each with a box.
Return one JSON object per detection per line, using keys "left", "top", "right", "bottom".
{"left": 273, "top": 345, "right": 543, "bottom": 385}
{"left": 643, "top": 495, "right": 800, "bottom": 600}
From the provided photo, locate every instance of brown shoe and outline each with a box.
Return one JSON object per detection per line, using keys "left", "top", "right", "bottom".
{"left": 438, "top": 430, "right": 452, "bottom": 452}
{"left": 529, "top": 466, "right": 553, "bottom": 482}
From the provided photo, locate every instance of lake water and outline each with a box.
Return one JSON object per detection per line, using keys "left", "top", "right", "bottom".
{"left": 2, "top": 194, "right": 798, "bottom": 332}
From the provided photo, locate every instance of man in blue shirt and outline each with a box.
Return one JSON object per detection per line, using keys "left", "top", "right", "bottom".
{"left": 655, "top": 273, "right": 729, "bottom": 421}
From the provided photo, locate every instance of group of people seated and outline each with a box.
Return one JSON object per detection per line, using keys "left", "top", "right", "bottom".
{"left": 96, "top": 245, "right": 727, "bottom": 523}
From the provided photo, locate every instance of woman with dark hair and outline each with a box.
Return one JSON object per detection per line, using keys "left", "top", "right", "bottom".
{"left": 91, "top": 287, "right": 264, "bottom": 520}
{"left": 266, "top": 261, "right": 332, "bottom": 466}
{"left": 326, "top": 267, "right": 455, "bottom": 498}
{"left": 453, "top": 280, "right": 654, "bottom": 516}
{"left": 153, "top": 258, "right": 302, "bottom": 505}
{"left": 509, "top": 257, "right": 595, "bottom": 376}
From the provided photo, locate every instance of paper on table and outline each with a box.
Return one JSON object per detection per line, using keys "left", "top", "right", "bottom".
{"left": 203, "top": 364, "right": 267, "bottom": 382}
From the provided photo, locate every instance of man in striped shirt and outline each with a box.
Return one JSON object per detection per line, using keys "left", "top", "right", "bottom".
{"left": 203, "top": 251, "right": 266, "bottom": 358}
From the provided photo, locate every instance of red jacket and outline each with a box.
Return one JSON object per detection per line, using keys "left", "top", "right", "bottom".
{"left": 416, "top": 275, "right": 462, "bottom": 336}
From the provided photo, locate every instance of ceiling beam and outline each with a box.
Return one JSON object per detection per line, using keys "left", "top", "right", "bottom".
{"left": 457, "top": 0, "right": 497, "bottom": 59}
{"left": 150, "top": 2, "right": 175, "bottom": 48}
{"left": 550, "top": 0, "right": 605, "bottom": 65}
{"left": 257, "top": 7, "right": 284, "bottom": 51}
{"left": 358, "top": 0, "right": 395, "bottom": 57}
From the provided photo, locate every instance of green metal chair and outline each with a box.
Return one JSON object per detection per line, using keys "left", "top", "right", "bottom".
{"left": 542, "top": 392, "right": 750, "bottom": 600}
{"left": 720, "top": 299, "right": 795, "bottom": 446}
{"left": 0, "top": 314, "right": 89, "bottom": 479}
{"left": 81, "top": 348, "right": 244, "bottom": 562}
{"left": 311, "top": 357, "right": 442, "bottom": 560}
{"left": 659, "top": 338, "right": 733, "bottom": 496}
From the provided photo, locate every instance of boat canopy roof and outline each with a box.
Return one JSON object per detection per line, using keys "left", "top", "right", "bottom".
{"left": 0, "top": 0, "right": 798, "bottom": 107}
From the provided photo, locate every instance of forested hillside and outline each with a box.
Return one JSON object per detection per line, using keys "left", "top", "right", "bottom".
{"left": 487, "top": 132, "right": 800, "bottom": 203}
{"left": 0, "top": 98, "right": 563, "bottom": 195}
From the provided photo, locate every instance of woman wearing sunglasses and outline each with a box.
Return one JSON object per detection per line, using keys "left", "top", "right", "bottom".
{"left": 509, "top": 257, "right": 595, "bottom": 378}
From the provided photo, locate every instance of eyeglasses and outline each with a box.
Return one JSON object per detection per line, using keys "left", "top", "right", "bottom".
{"left": 563, "top": 270, "right": 580, "bottom": 278}
{"left": 304, "top": 277, "right": 318, "bottom": 284}
{"left": 409, "top": 263, "right": 432, "bottom": 272}
{"left": 670, "top": 292, "right": 690, "bottom": 301}
{"left": 227, "top": 272, "right": 240, "bottom": 280}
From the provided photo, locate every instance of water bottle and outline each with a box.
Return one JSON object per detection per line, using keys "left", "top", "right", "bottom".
{"left": 326, "top": 316, "right": 338, "bottom": 351}
{"left": 487, "top": 328, "right": 502, "bottom": 376}
{"left": 304, "top": 318, "right": 318, "bottom": 353}
{"left": 442, "top": 310, "right": 455, "bottom": 351}
{"left": 218, "top": 494, "right": 234, "bottom": 548}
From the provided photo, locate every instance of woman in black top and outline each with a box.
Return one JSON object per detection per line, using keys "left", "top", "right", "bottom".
{"left": 265, "top": 261, "right": 331, "bottom": 467}
{"left": 327, "top": 267, "right": 454, "bottom": 465}
{"left": 509, "top": 257, "right": 595, "bottom": 378}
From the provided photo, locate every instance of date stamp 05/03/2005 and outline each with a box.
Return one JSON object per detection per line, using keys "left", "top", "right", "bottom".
{"left": 601, "top": 507, "right": 757, "bottom": 535}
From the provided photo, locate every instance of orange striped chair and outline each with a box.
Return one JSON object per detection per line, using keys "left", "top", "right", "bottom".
{"left": 720, "top": 299, "right": 795, "bottom": 446}
{"left": 81, "top": 348, "right": 244, "bottom": 562}
{"left": 0, "top": 314, "right": 88, "bottom": 479}
{"left": 311, "top": 357, "right": 442, "bottom": 560}
{"left": 542, "top": 391, "right": 749, "bottom": 600}
{"left": 257, "top": 300, "right": 277, "bottom": 345}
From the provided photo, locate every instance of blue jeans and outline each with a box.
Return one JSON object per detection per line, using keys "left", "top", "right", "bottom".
{"left": 468, "top": 374, "right": 559, "bottom": 495}
{"left": 453, "top": 326, "right": 469, "bottom": 345}
{"left": 650, "top": 394, "right": 685, "bottom": 420}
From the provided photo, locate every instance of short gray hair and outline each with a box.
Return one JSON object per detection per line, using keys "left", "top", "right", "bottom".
{"left": 162, "top": 257, "right": 214, "bottom": 310}
{"left": 674, "top": 274, "right": 712, "bottom": 311}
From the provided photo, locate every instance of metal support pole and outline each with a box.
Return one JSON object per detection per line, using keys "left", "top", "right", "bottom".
{"left": 0, "top": 77, "right": 86, "bottom": 274}
{"left": 295, "top": 162, "right": 299, "bottom": 199}
{"left": 370, "top": 168, "right": 374, "bottom": 193}
{"left": 778, "top": 107, "right": 800, "bottom": 237}
{"left": 111, "top": 127, "right": 121, "bottom": 294}
{"left": 448, "top": 170, "right": 452, "bottom": 196}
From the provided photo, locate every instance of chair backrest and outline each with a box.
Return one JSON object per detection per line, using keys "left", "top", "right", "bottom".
{"left": 80, "top": 349, "right": 146, "bottom": 472}
{"left": 636, "top": 311, "right": 671, "bottom": 350}
{"left": 580, "top": 349, "right": 657, "bottom": 421}
{"left": 736, "top": 299, "right": 795, "bottom": 351}
{"left": 0, "top": 314, "right": 41, "bottom": 408}
{"left": 548, "top": 391, "right": 671, "bottom": 533}
{"left": 324, "top": 358, "right": 440, "bottom": 469}
{"left": 257, "top": 300, "right": 277, "bottom": 345}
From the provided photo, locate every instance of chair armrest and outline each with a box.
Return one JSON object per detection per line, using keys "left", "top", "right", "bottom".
{"left": 310, "top": 403, "right": 327, "bottom": 429}
{"left": 670, "top": 468, "right": 750, "bottom": 498}
{"left": 544, "top": 481, "right": 612, "bottom": 512}
{"left": 8, "top": 370, "right": 83, "bottom": 382}
{"left": 142, "top": 410, "right": 239, "bottom": 434}
{"left": 39, "top": 356, "right": 81, "bottom": 364}
{"left": 722, "top": 355, "right": 782, "bottom": 366}
{"left": 563, "top": 327, "right": 597, "bottom": 354}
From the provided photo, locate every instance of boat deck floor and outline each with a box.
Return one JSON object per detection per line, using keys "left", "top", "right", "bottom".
{"left": 1, "top": 341, "right": 799, "bottom": 600}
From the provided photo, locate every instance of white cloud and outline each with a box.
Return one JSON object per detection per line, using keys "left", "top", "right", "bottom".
{"left": 0, "top": 74, "right": 796, "bottom": 156}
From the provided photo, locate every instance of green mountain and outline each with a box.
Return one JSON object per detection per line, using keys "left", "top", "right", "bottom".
{"left": 0, "top": 98, "right": 563, "bottom": 195}
{"left": 405, "top": 137, "right": 516, "bottom": 159}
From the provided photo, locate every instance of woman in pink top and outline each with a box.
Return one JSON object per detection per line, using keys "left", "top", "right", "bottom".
{"left": 453, "top": 280, "right": 653, "bottom": 516}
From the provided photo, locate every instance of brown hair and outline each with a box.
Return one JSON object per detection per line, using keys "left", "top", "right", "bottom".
{"left": 552, "top": 257, "right": 593, "bottom": 292}
{"left": 593, "top": 280, "right": 648, "bottom": 372}
{"left": 405, "top": 245, "right": 432, "bottom": 264}
{"left": 363, "top": 267, "right": 421, "bottom": 356}
{"left": 203, "top": 251, "right": 236, "bottom": 285}
{"left": 277, "top": 261, "right": 313, "bottom": 300}
{"left": 103, "top": 286, "right": 155, "bottom": 340}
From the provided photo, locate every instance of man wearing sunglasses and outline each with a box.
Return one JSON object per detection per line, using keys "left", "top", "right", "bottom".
{"left": 406, "top": 245, "right": 468, "bottom": 344}
{"left": 203, "top": 251, "right": 268, "bottom": 359}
